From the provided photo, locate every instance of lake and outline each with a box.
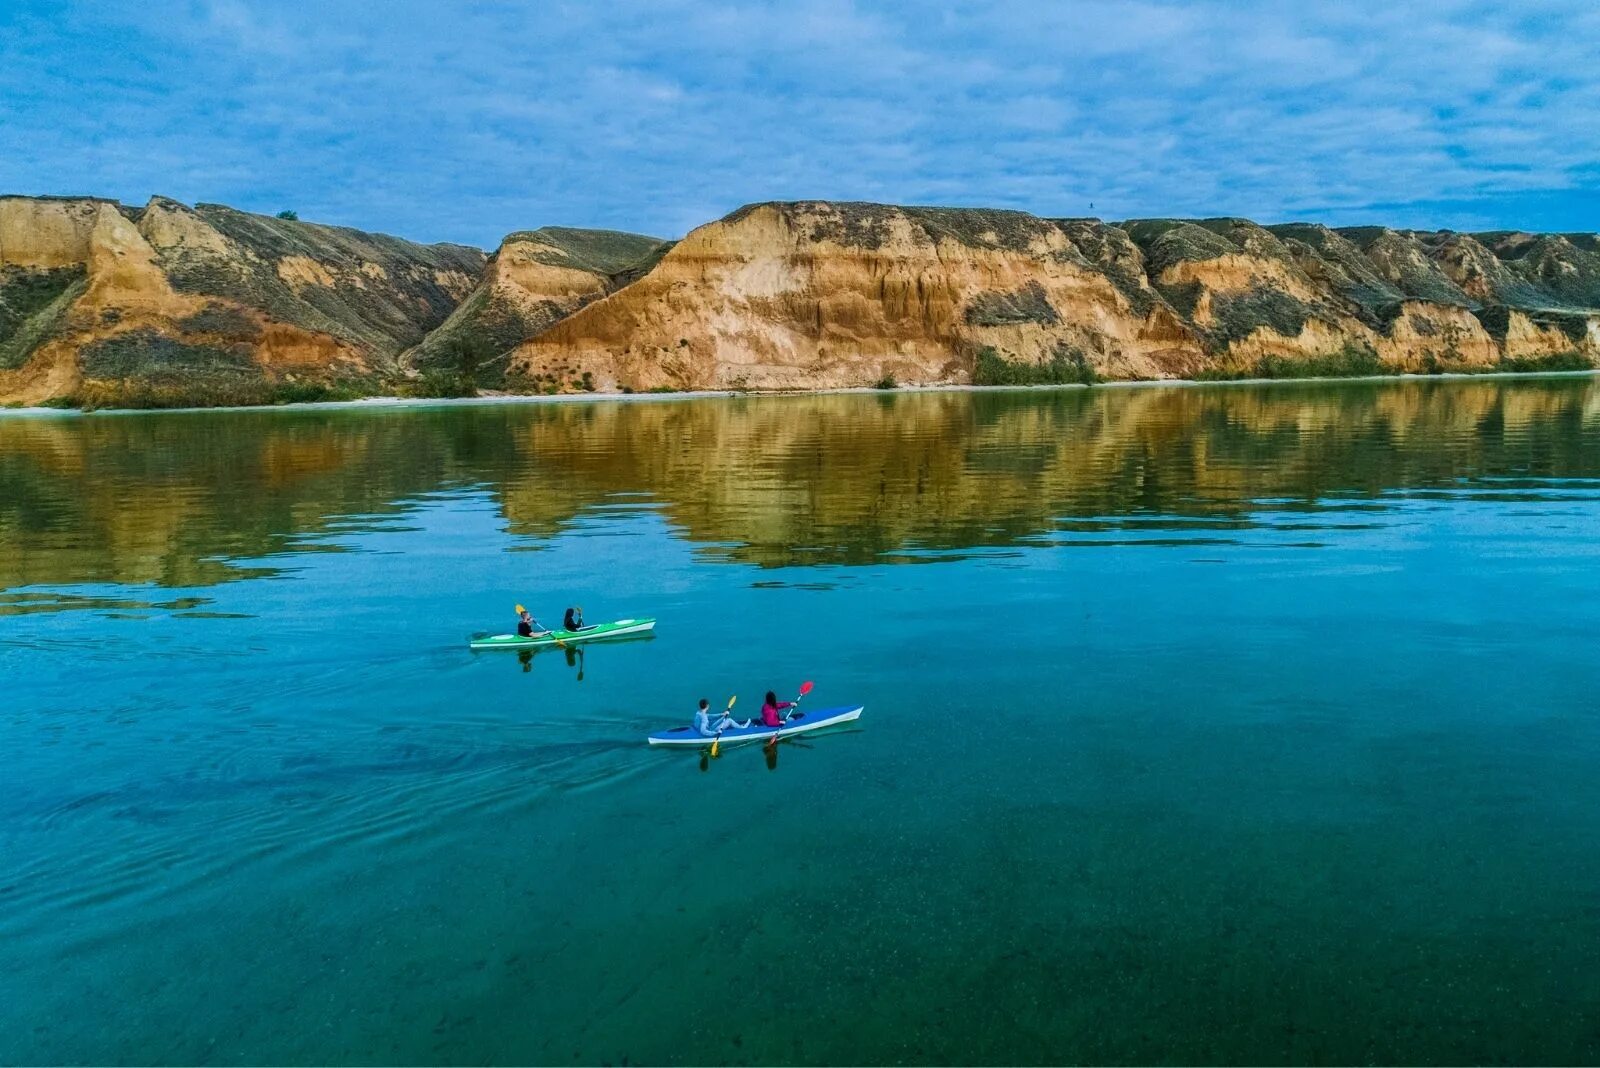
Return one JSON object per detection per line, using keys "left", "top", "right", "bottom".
{"left": 4, "top": 378, "right": 1600, "bottom": 1064}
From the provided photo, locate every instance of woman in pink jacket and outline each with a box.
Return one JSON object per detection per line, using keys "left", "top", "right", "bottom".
{"left": 760, "top": 690, "right": 794, "bottom": 728}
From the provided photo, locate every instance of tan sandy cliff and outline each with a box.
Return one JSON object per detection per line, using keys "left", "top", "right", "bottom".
{"left": 3, "top": 195, "right": 1597, "bottom": 408}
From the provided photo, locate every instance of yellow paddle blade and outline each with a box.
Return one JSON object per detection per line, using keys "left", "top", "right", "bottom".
{"left": 726, "top": 694, "right": 737, "bottom": 712}
{"left": 514, "top": 604, "right": 525, "bottom": 613}
{"left": 710, "top": 736, "right": 720, "bottom": 758}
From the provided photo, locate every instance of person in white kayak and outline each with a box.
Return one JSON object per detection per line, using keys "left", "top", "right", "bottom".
{"left": 693, "top": 698, "right": 749, "bottom": 736}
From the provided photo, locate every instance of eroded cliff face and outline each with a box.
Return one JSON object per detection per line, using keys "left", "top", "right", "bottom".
{"left": 0, "top": 195, "right": 484, "bottom": 406}
{"left": 404, "top": 226, "right": 669, "bottom": 387}
{"left": 4, "top": 194, "right": 1599, "bottom": 407}
{"left": 510, "top": 203, "right": 1198, "bottom": 390}
{"left": 509, "top": 202, "right": 1600, "bottom": 391}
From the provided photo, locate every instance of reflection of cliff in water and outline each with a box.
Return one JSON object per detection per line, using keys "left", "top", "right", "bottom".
{"left": 499, "top": 379, "right": 1600, "bottom": 565}
{"left": 0, "top": 409, "right": 487, "bottom": 593}
{"left": 2, "top": 377, "right": 1598, "bottom": 593}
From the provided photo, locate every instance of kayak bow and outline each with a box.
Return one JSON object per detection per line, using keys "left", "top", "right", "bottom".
{"left": 647, "top": 704, "right": 864, "bottom": 747}
{"left": 469, "top": 617, "right": 655, "bottom": 650}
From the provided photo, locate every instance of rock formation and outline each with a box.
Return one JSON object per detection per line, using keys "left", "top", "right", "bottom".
{"left": 0, "top": 195, "right": 484, "bottom": 406}
{"left": 2, "top": 194, "right": 1597, "bottom": 407}
{"left": 510, "top": 203, "right": 1600, "bottom": 391}
{"left": 404, "top": 226, "right": 669, "bottom": 387}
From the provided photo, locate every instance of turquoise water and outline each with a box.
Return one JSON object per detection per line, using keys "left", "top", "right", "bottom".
{"left": 4, "top": 379, "right": 1600, "bottom": 1064}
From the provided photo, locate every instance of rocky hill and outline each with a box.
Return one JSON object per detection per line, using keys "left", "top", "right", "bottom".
{"left": 404, "top": 226, "right": 669, "bottom": 388}
{"left": 511, "top": 202, "right": 1600, "bottom": 392}
{"left": 0, "top": 195, "right": 486, "bottom": 406}
{"left": 2, "top": 194, "right": 1597, "bottom": 408}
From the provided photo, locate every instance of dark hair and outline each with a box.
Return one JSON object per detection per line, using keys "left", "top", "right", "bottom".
{"left": 765, "top": 690, "right": 778, "bottom": 705}
{"left": 699, "top": 698, "right": 709, "bottom": 710}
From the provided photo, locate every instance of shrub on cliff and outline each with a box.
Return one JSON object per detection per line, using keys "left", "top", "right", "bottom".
{"left": 1255, "top": 341, "right": 1383, "bottom": 379}
{"left": 973, "top": 344, "right": 1098, "bottom": 386}
{"left": 398, "top": 370, "right": 478, "bottom": 398}
{"left": 1195, "top": 341, "right": 1384, "bottom": 381}
{"left": 1496, "top": 350, "right": 1593, "bottom": 374}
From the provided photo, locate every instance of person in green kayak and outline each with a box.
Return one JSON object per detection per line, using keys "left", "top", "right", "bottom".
{"left": 694, "top": 698, "right": 749, "bottom": 737}
{"left": 563, "top": 605, "right": 591, "bottom": 632}
{"left": 515, "top": 604, "right": 548, "bottom": 639}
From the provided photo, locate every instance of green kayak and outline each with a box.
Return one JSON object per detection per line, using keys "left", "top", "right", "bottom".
{"left": 468, "top": 617, "right": 655, "bottom": 650}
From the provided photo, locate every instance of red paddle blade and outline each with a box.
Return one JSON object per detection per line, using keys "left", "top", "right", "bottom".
{"left": 798, "top": 680, "right": 815, "bottom": 696}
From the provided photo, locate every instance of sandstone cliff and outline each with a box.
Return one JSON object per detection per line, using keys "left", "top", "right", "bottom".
{"left": 404, "top": 226, "right": 669, "bottom": 387}
{"left": 3, "top": 194, "right": 1598, "bottom": 408}
{"left": 506, "top": 203, "right": 1600, "bottom": 392}
{"left": 0, "top": 195, "right": 484, "bottom": 406}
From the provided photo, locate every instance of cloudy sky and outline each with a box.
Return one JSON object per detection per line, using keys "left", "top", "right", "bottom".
{"left": 2, "top": 0, "right": 1596, "bottom": 247}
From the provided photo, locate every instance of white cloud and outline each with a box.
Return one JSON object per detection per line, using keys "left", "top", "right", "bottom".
{"left": 0, "top": 0, "right": 1595, "bottom": 243}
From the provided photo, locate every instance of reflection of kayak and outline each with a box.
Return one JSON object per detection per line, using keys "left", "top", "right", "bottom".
{"left": 647, "top": 705, "right": 864, "bottom": 747}
{"left": 469, "top": 618, "right": 656, "bottom": 649}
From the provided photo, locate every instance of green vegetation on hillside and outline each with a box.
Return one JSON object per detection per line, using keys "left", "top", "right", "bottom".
{"left": 0, "top": 266, "right": 85, "bottom": 369}
{"left": 167, "top": 202, "right": 485, "bottom": 360}
{"left": 733, "top": 202, "right": 1068, "bottom": 254}
{"left": 964, "top": 282, "right": 1061, "bottom": 327}
{"left": 505, "top": 226, "right": 670, "bottom": 277}
{"left": 1209, "top": 283, "right": 1317, "bottom": 347}
{"left": 1052, "top": 219, "right": 1160, "bottom": 317}
{"left": 1194, "top": 342, "right": 1385, "bottom": 381}
{"left": 53, "top": 380, "right": 373, "bottom": 412}
{"left": 1335, "top": 228, "right": 1473, "bottom": 307}
{"left": 1496, "top": 350, "right": 1594, "bottom": 373}
{"left": 80, "top": 329, "right": 258, "bottom": 382}
{"left": 1120, "top": 219, "right": 1235, "bottom": 276}
{"left": 1193, "top": 344, "right": 1594, "bottom": 382}
{"left": 1475, "top": 304, "right": 1590, "bottom": 345}
{"left": 973, "top": 344, "right": 1098, "bottom": 386}
{"left": 1269, "top": 224, "right": 1407, "bottom": 324}
{"left": 177, "top": 302, "right": 261, "bottom": 341}
{"left": 407, "top": 226, "right": 667, "bottom": 389}
{"left": 69, "top": 328, "right": 375, "bottom": 410}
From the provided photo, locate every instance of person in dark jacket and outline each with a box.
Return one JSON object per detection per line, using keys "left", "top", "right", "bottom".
{"left": 515, "top": 605, "right": 547, "bottom": 638}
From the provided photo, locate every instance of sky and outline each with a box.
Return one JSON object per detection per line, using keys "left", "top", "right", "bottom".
{"left": 1, "top": 0, "right": 1596, "bottom": 248}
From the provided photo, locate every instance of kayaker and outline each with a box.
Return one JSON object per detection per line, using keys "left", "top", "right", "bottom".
{"left": 760, "top": 690, "right": 795, "bottom": 728}
{"left": 515, "top": 605, "right": 548, "bottom": 639}
{"left": 563, "top": 606, "right": 588, "bottom": 632}
{"left": 694, "top": 698, "right": 749, "bottom": 736}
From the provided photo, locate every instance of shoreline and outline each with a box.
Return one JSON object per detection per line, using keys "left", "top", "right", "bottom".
{"left": 3, "top": 367, "right": 1597, "bottom": 419}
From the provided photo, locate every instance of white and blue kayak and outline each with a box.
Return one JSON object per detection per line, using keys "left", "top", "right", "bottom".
{"left": 469, "top": 617, "right": 655, "bottom": 650}
{"left": 647, "top": 704, "right": 864, "bottom": 747}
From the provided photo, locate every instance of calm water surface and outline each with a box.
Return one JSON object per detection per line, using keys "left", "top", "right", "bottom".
{"left": 3, "top": 379, "right": 1600, "bottom": 1064}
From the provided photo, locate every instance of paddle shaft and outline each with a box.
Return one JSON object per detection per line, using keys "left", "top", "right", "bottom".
{"left": 710, "top": 694, "right": 738, "bottom": 757}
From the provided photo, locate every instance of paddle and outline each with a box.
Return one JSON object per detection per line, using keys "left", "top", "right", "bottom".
{"left": 767, "top": 680, "right": 814, "bottom": 749}
{"left": 709, "top": 694, "right": 737, "bottom": 759}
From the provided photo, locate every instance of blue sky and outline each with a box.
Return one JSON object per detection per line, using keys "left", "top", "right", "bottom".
{"left": 2, "top": 0, "right": 1596, "bottom": 247}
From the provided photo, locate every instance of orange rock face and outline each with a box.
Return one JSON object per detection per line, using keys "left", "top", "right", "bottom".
{"left": 3, "top": 196, "right": 1598, "bottom": 407}
{"left": 511, "top": 204, "right": 1600, "bottom": 391}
